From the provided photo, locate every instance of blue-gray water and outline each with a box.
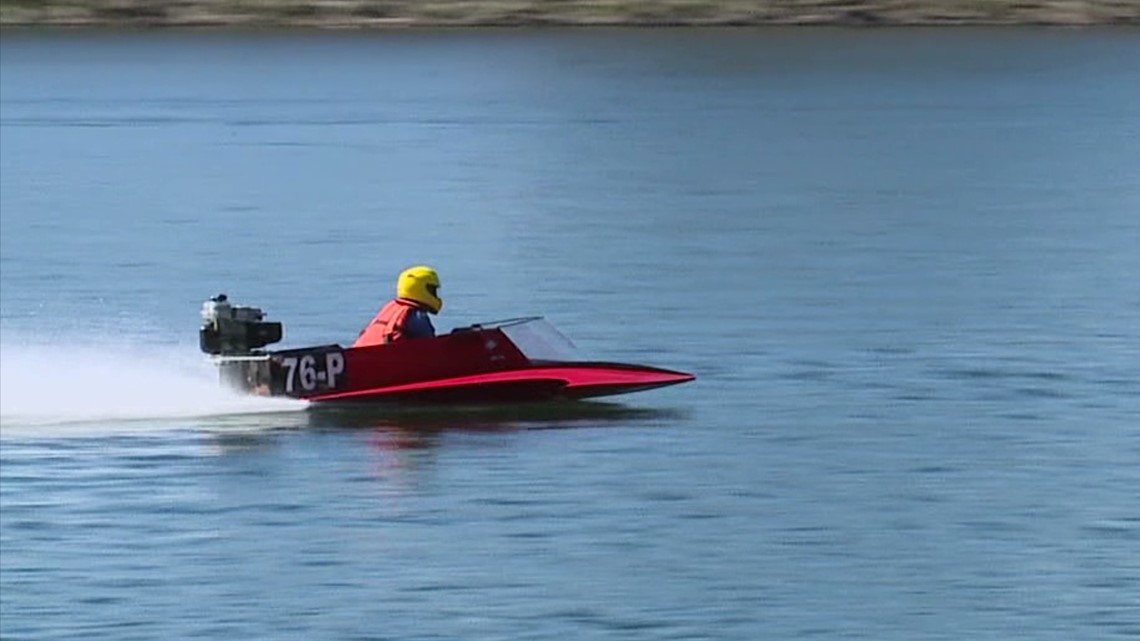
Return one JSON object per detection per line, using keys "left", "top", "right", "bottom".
{"left": 1, "top": 28, "right": 1138, "bottom": 640}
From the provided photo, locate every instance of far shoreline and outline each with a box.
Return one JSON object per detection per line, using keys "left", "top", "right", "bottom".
{"left": 3, "top": 1, "right": 1140, "bottom": 30}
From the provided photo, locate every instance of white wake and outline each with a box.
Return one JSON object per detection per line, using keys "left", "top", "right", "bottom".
{"left": 0, "top": 334, "right": 305, "bottom": 433}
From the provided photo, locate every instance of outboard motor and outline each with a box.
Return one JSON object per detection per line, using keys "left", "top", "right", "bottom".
{"left": 199, "top": 294, "right": 283, "bottom": 356}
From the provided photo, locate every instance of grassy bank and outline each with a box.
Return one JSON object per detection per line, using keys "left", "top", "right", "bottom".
{"left": 2, "top": 0, "right": 1139, "bottom": 28}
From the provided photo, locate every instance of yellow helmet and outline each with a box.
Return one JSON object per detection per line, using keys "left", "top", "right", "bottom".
{"left": 396, "top": 265, "right": 442, "bottom": 314}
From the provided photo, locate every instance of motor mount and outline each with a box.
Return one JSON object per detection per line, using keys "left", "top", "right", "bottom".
{"left": 199, "top": 294, "right": 283, "bottom": 356}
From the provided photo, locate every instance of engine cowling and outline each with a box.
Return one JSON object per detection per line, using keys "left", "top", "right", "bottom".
{"left": 199, "top": 294, "right": 283, "bottom": 356}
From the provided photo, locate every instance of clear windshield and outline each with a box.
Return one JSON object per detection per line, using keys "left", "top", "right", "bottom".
{"left": 498, "top": 318, "right": 582, "bottom": 362}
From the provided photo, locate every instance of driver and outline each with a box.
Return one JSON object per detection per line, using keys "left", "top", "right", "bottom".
{"left": 353, "top": 265, "right": 442, "bottom": 347}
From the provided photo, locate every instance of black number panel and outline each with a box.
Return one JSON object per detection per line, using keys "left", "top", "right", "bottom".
{"left": 269, "top": 345, "right": 347, "bottom": 398}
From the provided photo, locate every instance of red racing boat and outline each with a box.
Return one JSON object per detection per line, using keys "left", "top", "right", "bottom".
{"left": 199, "top": 295, "right": 695, "bottom": 405}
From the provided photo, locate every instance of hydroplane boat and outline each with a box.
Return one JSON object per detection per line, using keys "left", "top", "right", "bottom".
{"left": 199, "top": 295, "right": 695, "bottom": 405}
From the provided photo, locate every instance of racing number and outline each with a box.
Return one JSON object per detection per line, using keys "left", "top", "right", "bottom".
{"left": 279, "top": 349, "right": 345, "bottom": 395}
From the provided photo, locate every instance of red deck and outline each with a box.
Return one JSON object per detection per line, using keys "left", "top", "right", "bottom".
{"left": 257, "top": 319, "right": 694, "bottom": 404}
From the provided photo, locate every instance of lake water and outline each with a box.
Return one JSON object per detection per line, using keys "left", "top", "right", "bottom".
{"left": 1, "top": 27, "right": 1138, "bottom": 640}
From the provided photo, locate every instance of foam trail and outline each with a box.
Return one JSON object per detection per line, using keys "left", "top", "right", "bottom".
{"left": 0, "top": 335, "right": 306, "bottom": 432}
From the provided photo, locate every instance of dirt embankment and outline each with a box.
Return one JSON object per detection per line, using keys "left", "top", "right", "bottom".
{"left": 2, "top": 0, "right": 1139, "bottom": 28}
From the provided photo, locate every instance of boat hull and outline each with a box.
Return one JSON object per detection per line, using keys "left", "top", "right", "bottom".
{"left": 306, "top": 363, "right": 695, "bottom": 404}
{"left": 213, "top": 322, "right": 694, "bottom": 406}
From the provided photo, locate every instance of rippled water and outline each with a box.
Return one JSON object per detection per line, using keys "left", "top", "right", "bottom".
{"left": 1, "top": 28, "right": 1139, "bottom": 640}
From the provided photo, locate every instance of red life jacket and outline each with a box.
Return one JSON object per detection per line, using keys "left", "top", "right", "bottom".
{"left": 353, "top": 299, "right": 419, "bottom": 347}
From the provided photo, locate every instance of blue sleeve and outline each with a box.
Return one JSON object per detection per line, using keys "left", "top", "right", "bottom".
{"left": 404, "top": 309, "right": 436, "bottom": 339}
